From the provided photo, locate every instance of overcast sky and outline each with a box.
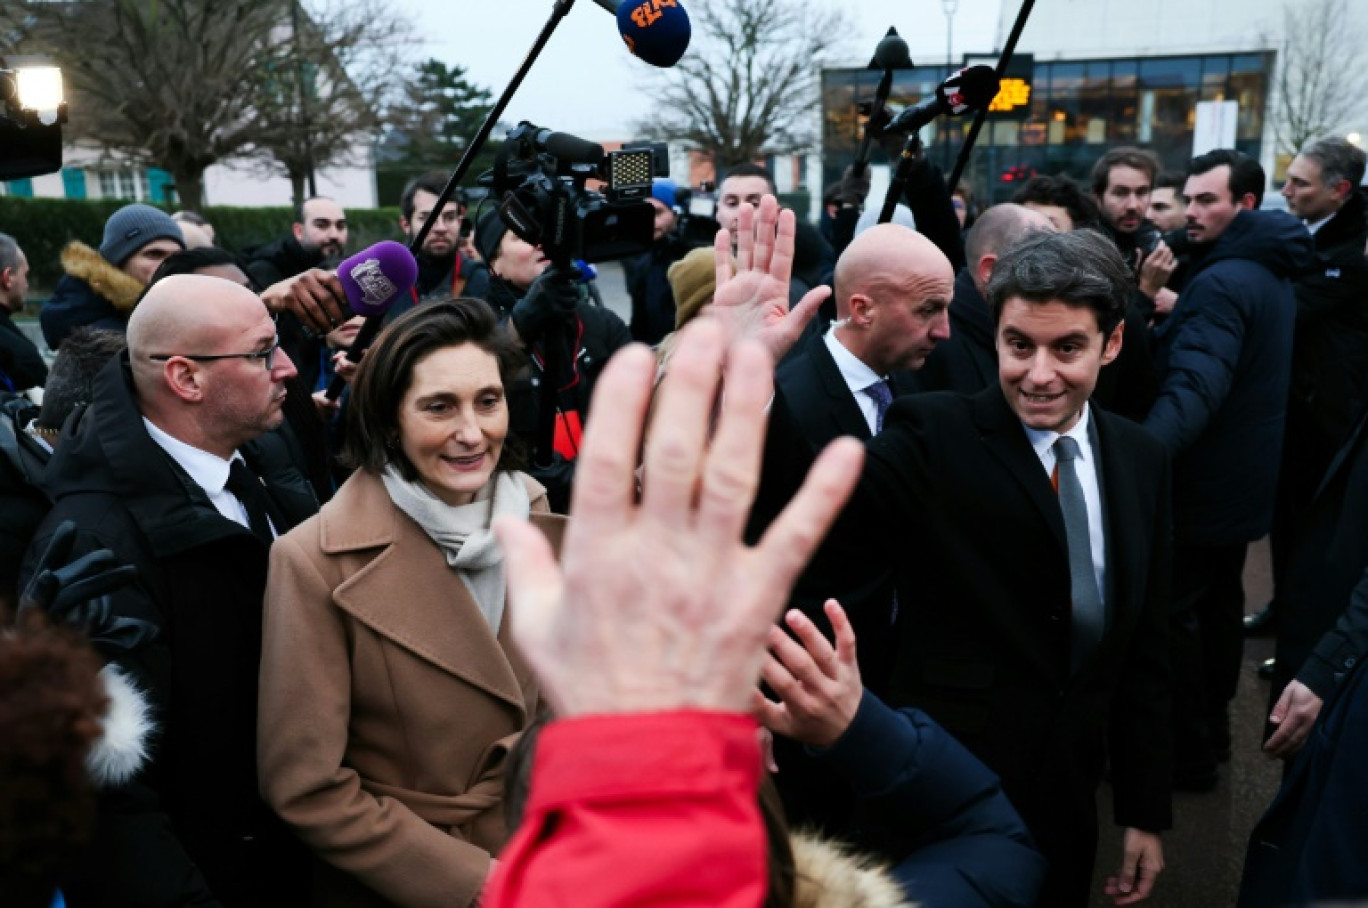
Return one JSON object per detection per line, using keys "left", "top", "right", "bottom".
{"left": 395, "top": 0, "right": 1006, "bottom": 140}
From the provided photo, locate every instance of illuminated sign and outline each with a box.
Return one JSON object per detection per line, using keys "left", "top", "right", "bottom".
{"left": 990, "top": 77, "right": 1032, "bottom": 113}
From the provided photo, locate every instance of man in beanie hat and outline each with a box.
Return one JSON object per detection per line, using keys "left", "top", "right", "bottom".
{"left": 40, "top": 203, "right": 185, "bottom": 349}
{"left": 623, "top": 178, "right": 702, "bottom": 346}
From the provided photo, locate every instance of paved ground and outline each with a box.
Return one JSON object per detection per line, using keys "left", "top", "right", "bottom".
{"left": 1091, "top": 539, "right": 1281, "bottom": 907}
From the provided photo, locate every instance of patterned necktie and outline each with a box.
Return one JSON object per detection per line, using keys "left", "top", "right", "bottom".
{"left": 865, "top": 379, "right": 894, "bottom": 435}
{"left": 225, "top": 458, "right": 276, "bottom": 546}
{"left": 1053, "top": 436, "right": 1105, "bottom": 671}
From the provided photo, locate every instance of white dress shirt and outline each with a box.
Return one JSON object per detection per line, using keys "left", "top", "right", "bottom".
{"left": 824, "top": 324, "right": 888, "bottom": 437}
{"left": 143, "top": 417, "right": 275, "bottom": 536}
{"left": 1022, "top": 404, "right": 1107, "bottom": 603}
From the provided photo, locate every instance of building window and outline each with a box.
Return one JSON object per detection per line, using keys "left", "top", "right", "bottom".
{"left": 96, "top": 168, "right": 147, "bottom": 201}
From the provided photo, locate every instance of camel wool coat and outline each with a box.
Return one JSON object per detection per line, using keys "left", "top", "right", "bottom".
{"left": 258, "top": 468, "right": 566, "bottom": 907}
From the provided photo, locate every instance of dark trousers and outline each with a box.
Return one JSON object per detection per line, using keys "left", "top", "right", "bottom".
{"left": 1170, "top": 541, "right": 1249, "bottom": 773}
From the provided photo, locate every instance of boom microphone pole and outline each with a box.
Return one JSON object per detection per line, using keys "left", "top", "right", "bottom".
{"left": 406, "top": 0, "right": 577, "bottom": 260}
{"left": 945, "top": 0, "right": 1037, "bottom": 192}
{"left": 852, "top": 29, "right": 912, "bottom": 177}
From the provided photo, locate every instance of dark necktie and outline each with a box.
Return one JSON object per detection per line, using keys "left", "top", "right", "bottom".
{"left": 865, "top": 379, "right": 894, "bottom": 435}
{"left": 1053, "top": 436, "right": 1105, "bottom": 671}
{"left": 865, "top": 379, "right": 899, "bottom": 624}
{"left": 225, "top": 458, "right": 276, "bottom": 546}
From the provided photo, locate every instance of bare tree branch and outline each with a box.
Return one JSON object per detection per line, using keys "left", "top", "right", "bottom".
{"left": 1272, "top": 0, "right": 1368, "bottom": 154}
{"left": 0, "top": 0, "right": 412, "bottom": 208}
{"left": 635, "top": 0, "right": 846, "bottom": 168}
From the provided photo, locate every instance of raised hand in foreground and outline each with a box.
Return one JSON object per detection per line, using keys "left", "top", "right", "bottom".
{"left": 709, "top": 194, "right": 830, "bottom": 365}
{"left": 494, "top": 319, "right": 863, "bottom": 717}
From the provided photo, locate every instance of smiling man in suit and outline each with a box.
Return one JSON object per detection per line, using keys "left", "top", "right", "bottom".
{"left": 788, "top": 228, "right": 1172, "bottom": 907}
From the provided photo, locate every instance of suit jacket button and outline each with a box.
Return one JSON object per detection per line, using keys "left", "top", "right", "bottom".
{"left": 1346, "top": 656, "right": 1357, "bottom": 668}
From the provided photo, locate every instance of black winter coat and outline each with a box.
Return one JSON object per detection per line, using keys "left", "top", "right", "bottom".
{"left": 1290, "top": 189, "right": 1368, "bottom": 447}
{"left": 242, "top": 234, "right": 324, "bottom": 290}
{"left": 0, "top": 312, "right": 48, "bottom": 390}
{"left": 1144, "top": 209, "right": 1314, "bottom": 544}
{"left": 474, "top": 273, "right": 631, "bottom": 513}
{"left": 0, "top": 393, "right": 48, "bottom": 602}
{"left": 23, "top": 354, "right": 318, "bottom": 907}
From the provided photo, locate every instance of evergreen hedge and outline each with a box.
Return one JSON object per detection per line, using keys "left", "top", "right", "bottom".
{"left": 0, "top": 197, "right": 403, "bottom": 299}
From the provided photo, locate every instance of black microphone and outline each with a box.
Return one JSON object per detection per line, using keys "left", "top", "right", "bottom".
{"left": 882, "top": 65, "right": 1000, "bottom": 135}
{"left": 853, "top": 28, "right": 913, "bottom": 176}
{"left": 590, "top": 0, "right": 691, "bottom": 68}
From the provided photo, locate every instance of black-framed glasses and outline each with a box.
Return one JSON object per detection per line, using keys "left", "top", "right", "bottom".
{"left": 148, "top": 336, "right": 281, "bottom": 371}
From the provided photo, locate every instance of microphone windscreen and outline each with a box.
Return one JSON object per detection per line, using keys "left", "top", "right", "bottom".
{"left": 617, "top": 0, "right": 691, "bottom": 68}
{"left": 942, "top": 65, "right": 1001, "bottom": 115}
{"left": 542, "top": 132, "right": 605, "bottom": 165}
{"left": 873, "top": 34, "right": 912, "bottom": 71}
{"left": 336, "top": 241, "right": 419, "bottom": 318}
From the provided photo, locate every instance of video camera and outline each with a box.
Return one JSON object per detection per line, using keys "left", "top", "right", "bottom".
{"left": 482, "top": 121, "right": 669, "bottom": 266}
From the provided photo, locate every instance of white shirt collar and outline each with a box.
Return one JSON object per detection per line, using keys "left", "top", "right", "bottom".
{"left": 824, "top": 323, "right": 885, "bottom": 393}
{"left": 142, "top": 417, "right": 238, "bottom": 496}
{"left": 1021, "top": 403, "right": 1093, "bottom": 467}
{"left": 1306, "top": 213, "right": 1335, "bottom": 235}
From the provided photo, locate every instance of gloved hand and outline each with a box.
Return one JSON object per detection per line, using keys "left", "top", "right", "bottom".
{"left": 20, "top": 521, "right": 151, "bottom": 654}
{"left": 511, "top": 266, "right": 583, "bottom": 343}
{"left": 831, "top": 165, "right": 872, "bottom": 208}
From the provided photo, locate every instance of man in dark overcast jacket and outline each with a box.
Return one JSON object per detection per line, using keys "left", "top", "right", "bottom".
{"left": 1143, "top": 149, "right": 1314, "bottom": 788}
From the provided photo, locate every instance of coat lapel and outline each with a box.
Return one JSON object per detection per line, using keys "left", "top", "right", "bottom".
{"left": 803, "top": 335, "right": 874, "bottom": 442}
{"left": 971, "top": 387, "right": 1067, "bottom": 553}
{"left": 320, "top": 472, "right": 556, "bottom": 713}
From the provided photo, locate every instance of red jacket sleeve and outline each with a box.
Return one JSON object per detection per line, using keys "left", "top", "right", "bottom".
{"left": 483, "top": 711, "right": 766, "bottom": 908}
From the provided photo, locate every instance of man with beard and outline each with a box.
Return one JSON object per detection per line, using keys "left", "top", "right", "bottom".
{"left": 22, "top": 275, "right": 318, "bottom": 904}
{"left": 245, "top": 196, "right": 349, "bottom": 289}
{"left": 1090, "top": 148, "right": 1178, "bottom": 322}
{"left": 383, "top": 173, "right": 490, "bottom": 326}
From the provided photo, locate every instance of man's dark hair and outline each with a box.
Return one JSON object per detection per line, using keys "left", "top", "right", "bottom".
{"left": 986, "top": 229, "right": 1131, "bottom": 335}
{"left": 36, "top": 328, "right": 126, "bottom": 432}
{"left": 1012, "top": 175, "right": 1103, "bottom": 230}
{"left": 1188, "top": 149, "right": 1266, "bottom": 206}
{"left": 1154, "top": 170, "right": 1187, "bottom": 192}
{"left": 400, "top": 172, "right": 467, "bottom": 222}
{"left": 147, "top": 247, "right": 244, "bottom": 285}
{"left": 292, "top": 195, "right": 338, "bottom": 226}
{"left": 1298, "top": 136, "right": 1368, "bottom": 193}
{"left": 964, "top": 203, "right": 1049, "bottom": 269}
{"left": 342, "top": 298, "right": 526, "bottom": 480}
{"left": 0, "top": 232, "right": 21, "bottom": 273}
{"left": 720, "top": 162, "right": 777, "bottom": 194}
{"left": 1090, "top": 146, "right": 1160, "bottom": 197}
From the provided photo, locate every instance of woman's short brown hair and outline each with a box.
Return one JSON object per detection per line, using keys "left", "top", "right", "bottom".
{"left": 341, "top": 297, "right": 526, "bottom": 480}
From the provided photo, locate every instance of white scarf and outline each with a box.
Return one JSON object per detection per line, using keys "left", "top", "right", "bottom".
{"left": 379, "top": 466, "right": 530, "bottom": 635}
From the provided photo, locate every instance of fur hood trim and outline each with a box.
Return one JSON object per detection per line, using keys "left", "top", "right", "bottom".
{"left": 790, "top": 830, "right": 915, "bottom": 908}
{"left": 61, "top": 241, "right": 145, "bottom": 314}
{"left": 86, "top": 663, "right": 154, "bottom": 788}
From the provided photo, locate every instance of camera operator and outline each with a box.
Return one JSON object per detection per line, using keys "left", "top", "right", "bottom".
{"left": 622, "top": 178, "right": 701, "bottom": 346}
{"left": 471, "top": 209, "right": 631, "bottom": 513}
{"left": 383, "top": 173, "right": 492, "bottom": 327}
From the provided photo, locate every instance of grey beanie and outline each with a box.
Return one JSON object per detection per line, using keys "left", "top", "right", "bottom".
{"left": 99, "top": 203, "right": 185, "bottom": 267}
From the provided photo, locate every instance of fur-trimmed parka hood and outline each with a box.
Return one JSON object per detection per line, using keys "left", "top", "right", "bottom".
{"left": 790, "top": 831, "right": 915, "bottom": 908}
{"left": 60, "top": 241, "right": 144, "bottom": 313}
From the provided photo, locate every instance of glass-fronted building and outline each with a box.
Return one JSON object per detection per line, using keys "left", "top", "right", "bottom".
{"left": 821, "top": 51, "right": 1273, "bottom": 205}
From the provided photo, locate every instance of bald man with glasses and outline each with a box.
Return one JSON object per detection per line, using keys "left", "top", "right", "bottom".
{"left": 22, "top": 275, "right": 319, "bottom": 906}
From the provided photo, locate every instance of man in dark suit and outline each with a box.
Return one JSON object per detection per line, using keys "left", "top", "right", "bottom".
{"left": 750, "top": 223, "right": 952, "bottom": 647}
{"left": 748, "top": 222, "right": 954, "bottom": 833}
{"left": 792, "top": 229, "right": 1172, "bottom": 907}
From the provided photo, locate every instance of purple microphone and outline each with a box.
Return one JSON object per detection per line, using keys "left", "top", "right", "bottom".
{"left": 324, "top": 241, "right": 418, "bottom": 400}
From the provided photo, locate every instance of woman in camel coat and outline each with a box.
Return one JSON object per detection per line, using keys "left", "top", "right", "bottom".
{"left": 259, "top": 299, "right": 565, "bottom": 907}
